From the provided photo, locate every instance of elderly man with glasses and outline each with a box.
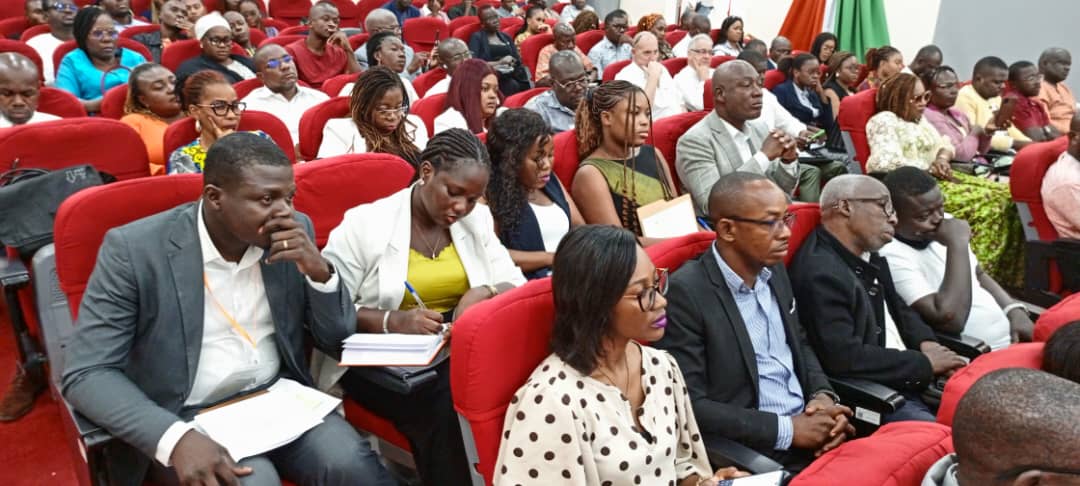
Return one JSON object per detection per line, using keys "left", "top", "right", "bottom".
{"left": 524, "top": 50, "right": 586, "bottom": 132}
{"left": 534, "top": 22, "right": 595, "bottom": 83}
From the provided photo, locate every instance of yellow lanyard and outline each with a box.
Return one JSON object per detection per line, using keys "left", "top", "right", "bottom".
{"left": 203, "top": 273, "right": 257, "bottom": 348}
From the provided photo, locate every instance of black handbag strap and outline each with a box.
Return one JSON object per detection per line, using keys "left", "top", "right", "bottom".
{"left": 0, "top": 168, "right": 49, "bottom": 187}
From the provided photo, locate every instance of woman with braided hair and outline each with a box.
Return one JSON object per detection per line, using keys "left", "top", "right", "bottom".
{"left": 571, "top": 80, "right": 678, "bottom": 245}
{"left": 485, "top": 109, "right": 584, "bottom": 279}
{"left": 316, "top": 127, "right": 526, "bottom": 485}
{"left": 318, "top": 66, "right": 428, "bottom": 161}
{"left": 121, "top": 63, "right": 184, "bottom": 175}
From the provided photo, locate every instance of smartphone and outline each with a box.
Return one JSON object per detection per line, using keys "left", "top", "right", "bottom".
{"left": 993, "top": 97, "right": 1017, "bottom": 129}
{"left": 717, "top": 471, "right": 786, "bottom": 486}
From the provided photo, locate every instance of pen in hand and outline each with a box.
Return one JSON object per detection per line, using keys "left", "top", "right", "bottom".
{"left": 405, "top": 281, "right": 450, "bottom": 335}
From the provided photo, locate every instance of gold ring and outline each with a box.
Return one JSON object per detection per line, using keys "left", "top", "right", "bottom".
{"left": 282, "top": 240, "right": 288, "bottom": 249}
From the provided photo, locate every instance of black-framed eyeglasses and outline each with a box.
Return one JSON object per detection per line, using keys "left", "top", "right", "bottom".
{"left": 196, "top": 101, "right": 246, "bottom": 116}
{"left": 47, "top": 2, "right": 78, "bottom": 12}
{"left": 554, "top": 76, "right": 588, "bottom": 90}
{"left": 723, "top": 212, "right": 797, "bottom": 234}
{"left": 90, "top": 29, "right": 119, "bottom": 40}
{"left": 626, "top": 268, "right": 669, "bottom": 312}
{"left": 841, "top": 197, "right": 896, "bottom": 217}
{"left": 265, "top": 55, "right": 294, "bottom": 70}
{"left": 203, "top": 36, "right": 233, "bottom": 47}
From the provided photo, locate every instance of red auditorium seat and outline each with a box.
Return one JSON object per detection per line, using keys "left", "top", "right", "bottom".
{"left": 0, "top": 39, "right": 44, "bottom": 82}
{"left": 258, "top": 34, "right": 305, "bottom": 48}
{"left": 162, "top": 38, "right": 227, "bottom": 73}
{"left": 664, "top": 30, "right": 687, "bottom": 47}
{"left": 662, "top": 56, "right": 687, "bottom": 77}
{"left": 410, "top": 92, "right": 447, "bottom": 139}
{"left": 268, "top": 0, "right": 311, "bottom": 25}
{"left": 710, "top": 54, "right": 735, "bottom": 68}
{"left": 403, "top": 16, "right": 448, "bottom": 54}
{"left": 602, "top": 58, "right": 631, "bottom": 82}
{"left": 446, "top": 16, "right": 479, "bottom": 39}
{"left": 502, "top": 87, "right": 548, "bottom": 108}
{"left": 248, "top": 28, "right": 267, "bottom": 48}
{"left": 98, "top": 84, "right": 128, "bottom": 120}
{"left": 0, "top": 118, "right": 150, "bottom": 180}
{"left": 53, "top": 38, "right": 151, "bottom": 77}
{"left": 551, "top": 2, "right": 567, "bottom": 14}
{"left": 278, "top": 24, "right": 308, "bottom": 36}
{"left": 1034, "top": 292, "right": 1080, "bottom": 341}
{"left": 18, "top": 24, "right": 50, "bottom": 42}
{"left": 412, "top": 67, "right": 447, "bottom": 97}
{"left": 347, "top": 32, "right": 369, "bottom": 52}
{"left": 263, "top": 18, "right": 290, "bottom": 33}
{"left": 936, "top": 343, "right": 1044, "bottom": 426}
{"left": 37, "top": 87, "right": 88, "bottom": 118}
{"left": 518, "top": 32, "right": 553, "bottom": 80}
{"left": 163, "top": 111, "right": 297, "bottom": 164}
{"left": 644, "top": 231, "right": 714, "bottom": 271}
{"left": 647, "top": 111, "right": 707, "bottom": 192}
{"left": 575, "top": 29, "right": 605, "bottom": 55}
{"left": 837, "top": 87, "right": 877, "bottom": 172}
{"left": 498, "top": 16, "right": 523, "bottom": 32}
{"left": 320, "top": 72, "right": 358, "bottom": 97}
{"left": 783, "top": 202, "right": 822, "bottom": 266}
{"left": 297, "top": 96, "right": 349, "bottom": 161}
{"left": 703, "top": 78, "right": 714, "bottom": 110}
{"left": 451, "top": 22, "right": 482, "bottom": 42}
{"left": 117, "top": 24, "right": 159, "bottom": 40}
{"left": 763, "top": 68, "right": 786, "bottom": 90}
{"left": 232, "top": 77, "right": 265, "bottom": 99}
{"left": 0, "top": 18, "right": 31, "bottom": 40}
{"left": 789, "top": 422, "right": 954, "bottom": 486}
{"left": 551, "top": 129, "right": 578, "bottom": 190}
{"left": 352, "top": 0, "right": 386, "bottom": 29}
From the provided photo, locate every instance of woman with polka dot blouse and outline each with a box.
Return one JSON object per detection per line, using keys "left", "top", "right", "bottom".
{"left": 493, "top": 225, "right": 748, "bottom": 485}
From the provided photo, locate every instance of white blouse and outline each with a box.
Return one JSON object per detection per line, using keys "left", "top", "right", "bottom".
{"left": 494, "top": 345, "right": 712, "bottom": 486}
{"left": 529, "top": 201, "right": 570, "bottom": 252}
{"left": 317, "top": 115, "right": 429, "bottom": 159}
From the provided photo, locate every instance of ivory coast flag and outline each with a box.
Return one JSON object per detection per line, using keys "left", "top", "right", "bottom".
{"left": 778, "top": 0, "right": 890, "bottom": 62}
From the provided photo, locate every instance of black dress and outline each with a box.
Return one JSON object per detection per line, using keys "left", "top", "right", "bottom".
{"left": 823, "top": 78, "right": 851, "bottom": 152}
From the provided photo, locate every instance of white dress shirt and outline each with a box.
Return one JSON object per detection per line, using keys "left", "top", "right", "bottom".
{"left": 0, "top": 110, "right": 60, "bottom": 128}
{"left": 671, "top": 35, "right": 691, "bottom": 58}
{"left": 615, "top": 62, "right": 685, "bottom": 120}
{"left": 26, "top": 33, "right": 65, "bottom": 85}
{"left": 719, "top": 117, "right": 798, "bottom": 177}
{"left": 794, "top": 85, "right": 820, "bottom": 117}
{"left": 242, "top": 86, "right": 330, "bottom": 144}
{"left": 317, "top": 114, "right": 429, "bottom": 158}
{"left": 674, "top": 65, "right": 712, "bottom": 112}
{"left": 426, "top": 76, "right": 451, "bottom": 97}
{"left": 760, "top": 88, "right": 806, "bottom": 138}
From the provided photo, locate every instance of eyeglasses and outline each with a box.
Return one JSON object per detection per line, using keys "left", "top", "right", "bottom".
{"left": 196, "top": 101, "right": 246, "bottom": 116}
{"left": 841, "top": 197, "right": 895, "bottom": 218}
{"left": 204, "top": 36, "right": 232, "bottom": 47}
{"left": 723, "top": 212, "right": 797, "bottom": 234}
{"left": 910, "top": 91, "right": 931, "bottom": 103}
{"left": 1020, "top": 72, "right": 1044, "bottom": 83}
{"left": 47, "top": 3, "right": 78, "bottom": 12}
{"left": 374, "top": 105, "right": 407, "bottom": 117}
{"left": 688, "top": 48, "right": 711, "bottom": 55}
{"left": 626, "top": 268, "right": 669, "bottom": 312}
{"left": 554, "top": 76, "right": 588, "bottom": 90}
{"left": 608, "top": 23, "right": 628, "bottom": 31}
{"left": 265, "top": 55, "right": 294, "bottom": 70}
{"left": 90, "top": 29, "right": 119, "bottom": 40}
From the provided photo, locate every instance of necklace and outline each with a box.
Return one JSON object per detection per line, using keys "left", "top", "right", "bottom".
{"left": 412, "top": 220, "right": 445, "bottom": 259}
{"left": 595, "top": 353, "right": 631, "bottom": 398}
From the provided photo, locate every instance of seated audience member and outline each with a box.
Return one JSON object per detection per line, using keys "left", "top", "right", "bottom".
{"left": 1005, "top": 60, "right": 1062, "bottom": 142}
{"left": 355, "top": 9, "right": 422, "bottom": 78}
{"left": 586, "top": 9, "right": 631, "bottom": 74}
{"left": 921, "top": 66, "right": 995, "bottom": 162}
{"left": 56, "top": 6, "right": 146, "bottom": 113}
{"left": 434, "top": 58, "right": 502, "bottom": 134}
{"left": 383, "top": 0, "right": 421, "bottom": 25}
{"left": 615, "top": 31, "right": 684, "bottom": 120}
{"left": 524, "top": 50, "right": 585, "bottom": 133}
{"left": 1043, "top": 322, "right": 1080, "bottom": 383}
{"left": 99, "top": 0, "right": 148, "bottom": 32}
{"left": 672, "top": 13, "right": 710, "bottom": 58}
{"left": 121, "top": 63, "right": 184, "bottom": 175}
{"left": 285, "top": 2, "right": 360, "bottom": 90}
{"left": 494, "top": 224, "right": 747, "bottom": 486}
{"left": 318, "top": 66, "right": 428, "bottom": 160}
{"left": 420, "top": 0, "right": 450, "bottom": 22}
{"left": 426, "top": 38, "right": 469, "bottom": 96}
{"left": 905, "top": 44, "right": 943, "bottom": 78}
{"left": 169, "top": 70, "right": 263, "bottom": 174}
{"left": 1041, "top": 113, "right": 1080, "bottom": 239}
{"left": 857, "top": 45, "right": 903, "bottom": 92}
{"left": 24, "top": 0, "right": 47, "bottom": 27}
{"left": 743, "top": 38, "right": 768, "bottom": 60}
{"left": 469, "top": 6, "right": 530, "bottom": 96}
{"left": 25, "top": 0, "right": 76, "bottom": 85}
{"left": 923, "top": 369, "right": 1080, "bottom": 486}
{"left": 677, "top": 61, "right": 821, "bottom": 216}
{"left": 867, "top": 73, "right": 1023, "bottom": 286}
{"left": 678, "top": 8, "right": 695, "bottom": 30}
{"left": 526, "top": 0, "right": 558, "bottom": 21}
{"left": 674, "top": 34, "right": 713, "bottom": 111}
{"left": 514, "top": 6, "right": 550, "bottom": 47}
{"left": 572, "top": 81, "right": 678, "bottom": 244}
{"left": 955, "top": 56, "right": 1031, "bottom": 151}
{"left": 223, "top": 11, "right": 254, "bottom": 56}
{"left": 656, "top": 173, "right": 855, "bottom": 473}
{"left": 239, "top": 0, "right": 277, "bottom": 37}
{"left": 712, "top": 16, "right": 744, "bottom": 56}
{"left": 737, "top": 50, "right": 823, "bottom": 147}
{"left": 768, "top": 36, "right": 793, "bottom": 70}
{"left": 570, "top": 8, "right": 598, "bottom": 34}
{"left": 809, "top": 32, "right": 837, "bottom": 66}
{"left": 243, "top": 44, "right": 329, "bottom": 145}
{"left": 320, "top": 129, "right": 524, "bottom": 486}
{"left": 61, "top": 132, "right": 394, "bottom": 486}
{"left": 182, "top": 0, "right": 207, "bottom": 20}
{"left": 773, "top": 53, "right": 835, "bottom": 134}
{"left": 446, "top": 0, "right": 477, "bottom": 19}
{"left": 132, "top": 0, "right": 191, "bottom": 64}
{"left": 880, "top": 167, "right": 1032, "bottom": 351}
{"left": 558, "top": 0, "right": 593, "bottom": 23}
{"left": 1038, "top": 47, "right": 1075, "bottom": 134}
{"left": 0, "top": 53, "right": 61, "bottom": 128}
{"left": 363, "top": 31, "right": 420, "bottom": 102}
{"left": 494, "top": 0, "right": 520, "bottom": 18}
{"left": 175, "top": 13, "right": 256, "bottom": 90}
{"left": 790, "top": 175, "right": 967, "bottom": 422}
{"left": 637, "top": 13, "right": 673, "bottom": 61}
{"left": 220, "top": 0, "right": 242, "bottom": 14}
{"left": 534, "top": 23, "right": 594, "bottom": 83}
{"left": 822, "top": 50, "right": 858, "bottom": 151}
{"left": 485, "top": 109, "right": 584, "bottom": 278}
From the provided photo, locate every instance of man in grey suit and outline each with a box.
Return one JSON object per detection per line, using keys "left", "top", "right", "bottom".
{"left": 676, "top": 60, "right": 822, "bottom": 216}
{"left": 61, "top": 133, "right": 394, "bottom": 486}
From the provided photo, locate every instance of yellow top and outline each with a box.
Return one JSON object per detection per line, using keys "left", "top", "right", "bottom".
{"left": 400, "top": 244, "right": 470, "bottom": 313}
{"left": 954, "top": 84, "right": 1032, "bottom": 152}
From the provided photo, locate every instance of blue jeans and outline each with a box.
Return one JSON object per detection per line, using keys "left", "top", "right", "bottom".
{"left": 882, "top": 390, "right": 937, "bottom": 423}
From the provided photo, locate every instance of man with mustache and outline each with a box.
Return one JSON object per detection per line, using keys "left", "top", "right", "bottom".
{"left": 243, "top": 43, "right": 329, "bottom": 145}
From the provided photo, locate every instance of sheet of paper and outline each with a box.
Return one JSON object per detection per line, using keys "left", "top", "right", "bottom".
{"left": 340, "top": 333, "right": 446, "bottom": 367}
{"left": 722, "top": 470, "right": 786, "bottom": 486}
{"left": 193, "top": 379, "right": 341, "bottom": 461}
{"left": 636, "top": 194, "right": 699, "bottom": 239}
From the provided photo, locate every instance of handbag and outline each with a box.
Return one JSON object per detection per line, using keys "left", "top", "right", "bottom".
{"left": 0, "top": 165, "right": 105, "bottom": 256}
{"left": 350, "top": 346, "right": 450, "bottom": 395}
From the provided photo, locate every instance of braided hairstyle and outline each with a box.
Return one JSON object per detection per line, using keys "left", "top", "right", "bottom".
{"left": 348, "top": 66, "right": 421, "bottom": 167}
{"left": 875, "top": 72, "right": 922, "bottom": 123}
{"left": 418, "top": 127, "right": 490, "bottom": 182}
{"left": 485, "top": 108, "right": 552, "bottom": 238}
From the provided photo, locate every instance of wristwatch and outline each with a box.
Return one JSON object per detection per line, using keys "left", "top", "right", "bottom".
{"left": 813, "top": 390, "right": 841, "bottom": 405}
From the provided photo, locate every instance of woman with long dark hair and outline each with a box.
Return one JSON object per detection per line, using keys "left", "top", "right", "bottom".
{"left": 434, "top": 58, "right": 504, "bottom": 134}
{"left": 319, "top": 66, "right": 428, "bottom": 161}
{"left": 56, "top": 6, "right": 146, "bottom": 113}
{"left": 712, "top": 15, "right": 744, "bottom": 56}
{"left": 822, "top": 50, "right": 859, "bottom": 151}
{"left": 514, "top": 5, "right": 550, "bottom": 47}
{"left": 810, "top": 32, "right": 838, "bottom": 65}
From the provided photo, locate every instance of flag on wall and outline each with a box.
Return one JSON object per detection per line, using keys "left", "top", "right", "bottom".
{"left": 777, "top": 0, "right": 830, "bottom": 52}
{"left": 778, "top": 0, "right": 890, "bottom": 62}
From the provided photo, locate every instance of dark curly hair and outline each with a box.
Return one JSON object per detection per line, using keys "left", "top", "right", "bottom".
{"left": 571, "top": 9, "right": 598, "bottom": 34}
{"left": 810, "top": 32, "right": 838, "bottom": 63}
{"left": 1044, "top": 322, "right": 1080, "bottom": 384}
{"left": 485, "top": 108, "right": 553, "bottom": 238}
{"left": 348, "top": 66, "right": 420, "bottom": 167}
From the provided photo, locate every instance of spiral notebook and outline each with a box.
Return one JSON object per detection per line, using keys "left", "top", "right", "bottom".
{"left": 339, "top": 333, "right": 447, "bottom": 367}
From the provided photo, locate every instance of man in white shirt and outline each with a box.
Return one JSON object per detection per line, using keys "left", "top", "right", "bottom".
{"left": 61, "top": 133, "right": 395, "bottom": 486}
{"left": 586, "top": 9, "right": 631, "bottom": 74}
{"left": 880, "top": 167, "right": 1032, "bottom": 351}
{"left": 25, "top": 0, "right": 76, "bottom": 85}
{"left": 0, "top": 53, "right": 61, "bottom": 128}
{"left": 99, "top": 0, "right": 149, "bottom": 32}
{"left": 558, "top": 0, "right": 593, "bottom": 23}
{"left": 426, "top": 38, "right": 469, "bottom": 96}
{"left": 615, "top": 31, "right": 684, "bottom": 120}
{"left": 243, "top": 44, "right": 330, "bottom": 148}
{"left": 673, "top": 34, "right": 713, "bottom": 111}
{"left": 671, "top": 13, "right": 710, "bottom": 58}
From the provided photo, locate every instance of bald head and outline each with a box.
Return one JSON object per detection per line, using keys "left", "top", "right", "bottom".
{"left": 436, "top": 37, "right": 469, "bottom": 75}
{"left": 0, "top": 53, "right": 43, "bottom": 126}
{"left": 769, "top": 36, "right": 792, "bottom": 64}
{"left": 820, "top": 175, "right": 896, "bottom": 254}
{"left": 819, "top": 175, "right": 883, "bottom": 213}
{"left": 631, "top": 31, "right": 658, "bottom": 67}
{"left": 688, "top": 14, "right": 710, "bottom": 36}
{"left": 0, "top": 52, "right": 40, "bottom": 81}
{"left": 954, "top": 369, "right": 1080, "bottom": 486}
{"left": 711, "top": 60, "right": 762, "bottom": 124}
{"left": 253, "top": 43, "right": 287, "bottom": 68}
{"left": 364, "top": 8, "right": 398, "bottom": 33}
{"left": 707, "top": 172, "right": 777, "bottom": 220}
{"left": 1039, "top": 47, "right": 1072, "bottom": 84}
{"left": 309, "top": 1, "right": 338, "bottom": 17}
{"left": 712, "top": 59, "right": 757, "bottom": 89}
{"left": 553, "top": 22, "right": 574, "bottom": 38}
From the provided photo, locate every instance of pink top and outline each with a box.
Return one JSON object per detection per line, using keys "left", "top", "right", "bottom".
{"left": 922, "top": 104, "right": 991, "bottom": 162}
{"left": 1041, "top": 151, "right": 1080, "bottom": 239}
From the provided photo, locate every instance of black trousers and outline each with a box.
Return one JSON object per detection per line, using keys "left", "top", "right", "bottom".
{"left": 340, "top": 360, "right": 472, "bottom": 486}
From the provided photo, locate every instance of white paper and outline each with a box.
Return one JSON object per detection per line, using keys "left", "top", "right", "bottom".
{"left": 723, "top": 470, "right": 785, "bottom": 486}
{"left": 340, "top": 333, "right": 445, "bottom": 367}
{"left": 193, "top": 379, "right": 341, "bottom": 461}
{"left": 637, "top": 195, "right": 699, "bottom": 239}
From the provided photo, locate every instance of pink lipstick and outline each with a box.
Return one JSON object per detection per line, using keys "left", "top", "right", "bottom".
{"left": 651, "top": 316, "right": 667, "bottom": 329}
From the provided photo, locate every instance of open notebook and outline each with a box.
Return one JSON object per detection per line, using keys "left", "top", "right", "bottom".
{"left": 340, "top": 333, "right": 447, "bottom": 367}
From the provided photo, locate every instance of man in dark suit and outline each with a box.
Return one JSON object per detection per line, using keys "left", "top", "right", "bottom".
{"left": 789, "top": 175, "right": 967, "bottom": 423}
{"left": 61, "top": 133, "right": 394, "bottom": 486}
{"left": 655, "top": 173, "right": 854, "bottom": 472}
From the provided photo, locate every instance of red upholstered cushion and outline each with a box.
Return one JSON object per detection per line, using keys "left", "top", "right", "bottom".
{"left": 665, "top": 30, "right": 688, "bottom": 48}
{"left": 710, "top": 55, "right": 735, "bottom": 68}
{"left": 297, "top": 96, "right": 349, "bottom": 161}
{"left": 645, "top": 232, "right": 715, "bottom": 271}
{"left": 268, "top": 0, "right": 310, "bottom": 25}
{"left": 519, "top": 32, "right": 552, "bottom": 80}
{"left": 1010, "top": 137, "right": 1070, "bottom": 243}
{"left": 602, "top": 59, "right": 631, "bottom": 82}
{"left": 784, "top": 203, "right": 821, "bottom": 266}
{"left": 342, "top": 397, "right": 412, "bottom": 452}
{"left": 936, "top": 342, "right": 1044, "bottom": 426}
{"left": 0, "top": 39, "right": 45, "bottom": 82}
{"left": 320, "top": 72, "right": 358, "bottom": 98}
{"left": 451, "top": 22, "right": 482, "bottom": 43}
{"left": 37, "top": 87, "right": 88, "bottom": 118}
{"left": 54, "top": 174, "right": 204, "bottom": 318}
{"left": 258, "top": 34, "right": 305, "bottom": 48}
{"left": 0, "top": 118, "right": 149, "bottom": 180}
{"left": 412, "top": 67, "right": 447, "bottom": 98}
{"left": 410, "top": 92, "right": 447, "bottom": 138}
{"left": 703, "top": 78, "right": 714, "bottom": 111}
{"left": 646, "top": 111, "right": 707, "bottom": 192}
{"left": 552, "top": 129, "right": 578, "bottom": 191}
{"left": 763, "top": 69, "right": 786, "bottom": 90}
{"left": 837, "top": 88, "right": 877, "bottom": 171}
{"left": 98, "top": 84, "right": 128, "bottom": 120}
{"left": 278, "top": 25, "right": 308, "bottom": 36}
{"left": 351, "top": 0, "right": 387, "bottom": 29}
{"left": 662, "top": 57, "right": 688, "bottom": 77}
{"left": 790, "top": 421, "right": 954, "bottom": 486}
{"left": 117, "top": 24, "right": 159, "bottom": 40}
{"left": 160, "top": 38, "right": 202, "bottom": 73}
{"left": 291, "top": 153, "right": 415, "bottom": 248}
{"left": 162, "top": 111, "right": 297, "bottom": 164}
{"left": 0, "top": 18, "right": 32, "bottom": 40}
{"left": 447, "top": 16, "right": 479, "bottom": 40}
{"left": 450, "top": 278, "right": 556, "bottom": 486}
{"left": 233, "top": 78, "right": 266, "bottom": 100}
{"left": 19, "top": 24, "right": 51, "bottom": 43}
{"left": 502, "top": 87, "right": 549, "bottom": 108}
{"left": 403, "top": 16, "right": 448, "bottom": 54}
{"left": 1035, "top": 292, "right": 1080, "bottom": 341}
{"left": 347, "top": 33, "right": 369, "bottom": 52}
{"left": 575, "top": 29, "right": 605, "bottom": 56}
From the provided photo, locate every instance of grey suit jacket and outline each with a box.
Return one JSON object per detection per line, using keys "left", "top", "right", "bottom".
{"left": 675, "top": 111, "right": 775, "bottom": 215}
{"left": 60, "top": 202, "right": 356, "bottom": 486}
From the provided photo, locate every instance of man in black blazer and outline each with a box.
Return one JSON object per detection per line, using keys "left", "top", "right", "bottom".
{"left": 655, "top": 173, "right": 854, "bottom": 472}
{"left": 789, "top": 175, "right": 967, "bottom": 424}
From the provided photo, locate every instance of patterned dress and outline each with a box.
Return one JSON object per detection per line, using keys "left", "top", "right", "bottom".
{"left": 167, "top": 130, "right": 270, "bottom": 174}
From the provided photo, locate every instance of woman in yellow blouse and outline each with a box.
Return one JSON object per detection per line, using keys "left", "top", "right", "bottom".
{"left": 514, "top": 5, "right": 550, "bottom": 47}
{"left": 120, "top": 63, "right": 184, "bottom": 175}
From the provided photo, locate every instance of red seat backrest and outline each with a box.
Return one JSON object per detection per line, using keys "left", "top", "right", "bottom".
{"left": 783, "top": 202, "right": 821, "bottom": 266}
{"left": 163, "top": 111, "right": 297, "bottom": 164}
{"left": 320, "top": 72, "right": 358, "bottom": 97}
{"left": 268, "top": 0, "right": 310, "bottom": 25}
{"left": 98, "top": 84, "right": 128, "bottom": 120}
{"left": 602, "top": 58, "right": 631, "bottom": 82}
{"left": 0, "top": 39, "right": 44, "bottom": 83}
{"left": 662, "top": 56, "right": 687, "bottom": 77}
{"left": 19, "top": 24, "right": 51, "bottom": 43}
{"left": 160, "top": 38, "right": 203, "bottom": 73}
{"left": 646, "top": 111, "right": 707, "bottom": 192}
{"left": 664, "top": 30, "right": 687, "bottom": 47}
{"left": 644, "top": 231, "right": 715, "bottom": 271}
{"left": 37, "top": 87, "right": 88, "bottom": 118}
{"left": 347, "top": 33, "right": 369, "bottom": 52}
{"left": 0, "top": 18, "right": 31, "bottom": 40}
{"left": 452, "top": 22, "right": 482, "bottom": 42}
{"left": 498, "top": 16, "right": 522, "bottom": 31}
{"left": 1034, "top": 292, "right": 1080, "bottom": 342}
{"left": 410, "top": 92, "right": 447, "bottom": 138}
{"left": 837, "top": 87, "right": 877, "bottom": 171}
{"left": 328, "top": 0, "right": 362, "bottom": 28}
{"left": 446, "top": 16, "right": 478, "bottom": 39}
{"left": 552, "top": 129, "right": 578, "bottom": 191}
{"left": 0, "top": 118, "right": 150, "bottom": 180}
{"left": 519, "top": 32, "right": 553, "bottom": 80}
{"left": 297, "top": 96, "right": 350, "bottom": 161}
{"left": 292, "top": 153, "right": 416, "bottom": 248}
{"left": 233, "top": 78, "right": 265, "bottom": 99}
{"left": 575, "top": 29, "right": 605, "bottom": 56}
{"left": 790, "top": 421, "right": 954, "bottom": 486}
{"left": 763, "top": 69, "right": 786, "bottom": 90}
{"left": 118, "top": 23, "right": 160, "bottom": 40}
{"left": 703, "top": 78, "right": 713, "bottom": 111}
{"left": 258, "top": 34, "right": 305, "bottom": 48}
{"left": 412, "top": 67, "right": 447, "bottom": 97}
{"left": 352, "top": 0, "right": 387, "bottom": 30}
{"left": 278, "top": 25, "right": 308, "bottom": 36}
{"left": 502, "top": 87, "right": 548, "bottom": 108}
{"left": 551, "top": 2, "right": 566, "bottom": 14}
{"left": 55, "top": 174, "right": 204, "bottom": 318}
{"left": 402, "top": 16, "right": 448, "bottom": 55}
{"left": 710, "top": 55, "right": 735, "bottom": 68}
{"left": 53, "top": 39, "right": 151, "bottom": 76}
{"left": 936, "top": 343, "right": 1044, "bottom": 426}
{"left": 248, "top": 28, "right": 267, "bottom": 48}
{"left": 1009, "top": 136, "right": 1070, "bottom": 243}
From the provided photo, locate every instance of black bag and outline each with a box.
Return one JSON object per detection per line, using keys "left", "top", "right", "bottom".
{"left": 0, "top": 165, "right": 105, "bottom": 256}
{"left": 350, "top": 346, "right": 450, "bottom": 395}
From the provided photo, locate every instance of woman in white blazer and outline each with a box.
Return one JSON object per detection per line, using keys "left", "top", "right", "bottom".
{"left": 318, "top": 67, "right": 429, "bottom": 160}
{"left": 316, "top": 128, "right": 526, "bottom": 485}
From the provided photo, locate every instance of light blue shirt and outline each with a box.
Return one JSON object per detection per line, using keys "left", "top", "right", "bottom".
{"left": 55, "top": 47, "right": 145, "bottom": 101}
{"left": 524, "top": 90, "right": 575, "bottom": 133}
{"left": 587, "top": 37, "right": 631, "bottom": 74}
{"left": 711, "top": 244, "right": 804, "bottom": 450}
